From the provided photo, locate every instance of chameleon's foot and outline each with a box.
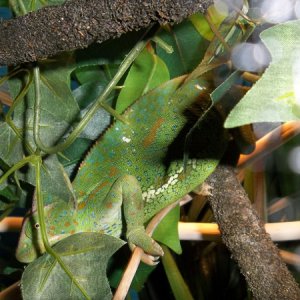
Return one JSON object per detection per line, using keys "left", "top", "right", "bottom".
{"left": 127, "top": 226, "right": 164, "bottom": 258}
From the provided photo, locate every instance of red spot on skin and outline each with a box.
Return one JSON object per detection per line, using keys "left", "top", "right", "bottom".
{"left": 78, "top": 190, "right": 85, "bottom": 197}
{"left": 87, "top": 181, "right": 109, "bottom": 201}
{"left": 78, "top": 202, "right": 86, "bottom": 210}
{"left": 143, "top": 118, "right": 164, "bottom": 147}
{"left": 73, "top": 220, "right": 79, "bottom": 226}
{"left": 106, "top": 202, "right": 113, "bottom": 209}
{"left": 70, "top": 230, "right": 75, "bottom": 234}
{"left": 65, "top": 222, "right": 71, "bottom": 227}
{"left": 109, "top": 167, "right": 118, "bottom": 177}
{"left": 50, "top": 225, "right": 55, "bottom": 231}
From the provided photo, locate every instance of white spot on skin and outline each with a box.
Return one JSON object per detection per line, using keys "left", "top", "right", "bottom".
{"left": 122, "top": 136, "right": 131, "bottom": 143}
{"left": 142, "top": 164, "right": 188, "bottom": 203}
{"left": 170, "top": 179, "right": 178, "bottom": 185}
{"left": 195, "top": 84, "right": 205, "bottom": 91}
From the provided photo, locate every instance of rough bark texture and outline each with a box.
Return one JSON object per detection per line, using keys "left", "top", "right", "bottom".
{"left": 206, "top": 165, "right": 300, "bottom": 300}
{"left": 0, "top": 0, "right": 212, "bottom": 66}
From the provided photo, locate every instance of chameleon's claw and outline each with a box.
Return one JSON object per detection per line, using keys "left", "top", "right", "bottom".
{"left": 141, "top": 253, "right": 160, "bottom": 266}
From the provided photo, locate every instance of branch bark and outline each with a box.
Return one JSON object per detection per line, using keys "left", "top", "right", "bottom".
{"left": 0, "top": 0, "right": 212, "bottom": 66}
{"left": 206, "top": 165, "right": 300, "bottom": 300}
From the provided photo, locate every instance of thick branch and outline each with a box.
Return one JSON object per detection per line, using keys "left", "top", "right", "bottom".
{"left": 0, "top": 0, "right": 212, "bottom": 66}
{"left": 206, "top": 165, "right": 300, "bottom": 300}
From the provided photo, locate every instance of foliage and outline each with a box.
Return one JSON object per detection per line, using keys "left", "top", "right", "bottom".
{"left": 225, "top": 19, "right": 300, "bottom": 127}
{"left": 21, "top": 233, "right": 125, "bottom": 300}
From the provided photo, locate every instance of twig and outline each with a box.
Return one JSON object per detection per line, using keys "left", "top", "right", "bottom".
{"left": 178, "top": 221, "right": 300, "bottom": 242}
{"left": 0, "top": 216, "right": 23, "bottom": 232}
{"left": 113, "top": 199, "right": 181, "bottom": 300}
{"left": 238, "top": 121, "right": 300, "bottom": 169}
{"left": 280, "top": 250, "right": 300, "bottom": 267}
{"left": 0, "top": 90, "right": 12, "bottom": 106}
{"left": 2, "top": 216, "right": 300, "bottom": 242}
{"left": 0, "top": 281, "right": 21, "bottom": 300}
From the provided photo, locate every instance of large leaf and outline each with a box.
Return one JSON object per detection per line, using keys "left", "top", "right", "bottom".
{"left": 225, "top": 20, "right": 300, "bottom": 128}
{"left": 3, "top": 54, "right": 80, "bottom": 202}
{"left": 0, "top": 122, "right": 23, "bottom": 166}
{"left": 9, "top": 54, "right": 80, "bottom": 149}
{"left": 21, "top": 233, "right": 125, "bottom": 300}
{"left": 0, "top": 0, "right": 8, "bottom": 6}
{"left": 116, "top": 47, "right": 170, "bottom": 113}
{"left": 189, "top": 6, "right": 226, "bottom": 41}
{"left": 75, "top": 30, "right": 146, "bottom": 68}
{"left": 152, "top": 205, "right": 182, "bottom": 254}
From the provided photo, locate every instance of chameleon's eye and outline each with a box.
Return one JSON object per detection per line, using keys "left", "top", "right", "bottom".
{"left": 24, "top": 222, "right": 40, "bottom": 238}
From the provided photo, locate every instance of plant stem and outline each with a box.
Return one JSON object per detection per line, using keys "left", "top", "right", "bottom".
{"left": 34, "top": 155, "right": 91, "bottom": 300}
{"left": 33, "top": 38, "right": 147, "bottom": 154}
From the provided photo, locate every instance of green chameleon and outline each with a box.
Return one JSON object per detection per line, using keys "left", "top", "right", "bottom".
{"left": 16, "top": 76, "right": 226, "bottom": 264}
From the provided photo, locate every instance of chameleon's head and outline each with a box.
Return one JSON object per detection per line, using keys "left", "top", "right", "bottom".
{"left": 16, "top": 210, "right": 45, "bottom": 263}
{"left": 16, "top": 202, "right": 75, "bottom": 263}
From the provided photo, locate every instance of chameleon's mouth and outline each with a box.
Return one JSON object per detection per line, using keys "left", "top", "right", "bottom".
{"left": 16, "top": 238, "right": 42, "bottom": 263}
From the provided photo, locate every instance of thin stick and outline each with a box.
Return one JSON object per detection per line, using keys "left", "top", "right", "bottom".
{"left": 0, "top": 90, "right": 12, "bottom": 106}
{"left": 0, "top": 281, "right": 21, "bottom": 300}
{"left": 113, "top": 200, "right": 180, "bottom": 300}
{"left": 238, "top": 121, "right": 300, "bottom": 169}
{"left": 0, "top": 216, "right": 23, "bottom": 232}
{"left": 280, "top": 250, "right": 300, "bottom": 266}
{"left": 178, "top": 221, "right": 300, "bottom": 242}
{"left": 2, "top": 217, "right": 300, "bottom": 242}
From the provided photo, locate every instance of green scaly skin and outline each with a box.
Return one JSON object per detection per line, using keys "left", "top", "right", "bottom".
{"left": 16, "top": 76, "right": 226, "bottom": 263}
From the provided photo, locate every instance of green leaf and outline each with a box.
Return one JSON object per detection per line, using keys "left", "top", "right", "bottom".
{"left": 74, "top": 65, "right": 119, "bottom": 86}
{"left": 189, "top": 7, "right": 226, "bottom": 41}
{"left": 156, "top": 20, "right": 209, "bottom": 78}
{"left": 72, "top": 82, "right": 111, "bottom": 141}
{"left": 9, "top": 54, "right": 80, "bottom": 149}
{"left": 152, "top": 205, "right": 182, "bottom": 254}
{"left": 59, "top": 138, "right": 92, "bottom": 177}
{"left": 161, "top": 245, "right": 194, "bottom": 300}
{"left": 25, "top": 0, "right": 65, "bottom": 11}
{"left": 0, "top": 122, "right": 23, "bottom": 166}
{"left": 108, "top": 248, "right": 156, "bottom": 292}
{"left": 225, "top": 20, "right": 300, "bottom": 128}
{"left": 75, "top": 30, "right": 145, "bottom": 68}
{"left": 0, "top": 0, "right": 8, "bottom": 7}
{"left": 116, "top": 47, "right": 170, "bottom": 113}
{"left": 21, "top": 233, "right": 125, "bottom": 300}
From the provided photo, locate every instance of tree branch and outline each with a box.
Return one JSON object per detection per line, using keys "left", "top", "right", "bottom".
{"left": 206, "top": 165, "right": 300, "bottom": 300}
{"left": 0, "top": 0, "right": 212, "bottom": 66}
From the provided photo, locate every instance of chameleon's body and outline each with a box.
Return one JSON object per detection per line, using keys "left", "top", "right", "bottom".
{"left": 16, "top": 76, "right": 226, "bottom": 263}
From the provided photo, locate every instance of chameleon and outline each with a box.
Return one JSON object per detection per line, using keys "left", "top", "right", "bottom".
{"left": 16, "top": 75, "right": 226, "bottom": 264}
